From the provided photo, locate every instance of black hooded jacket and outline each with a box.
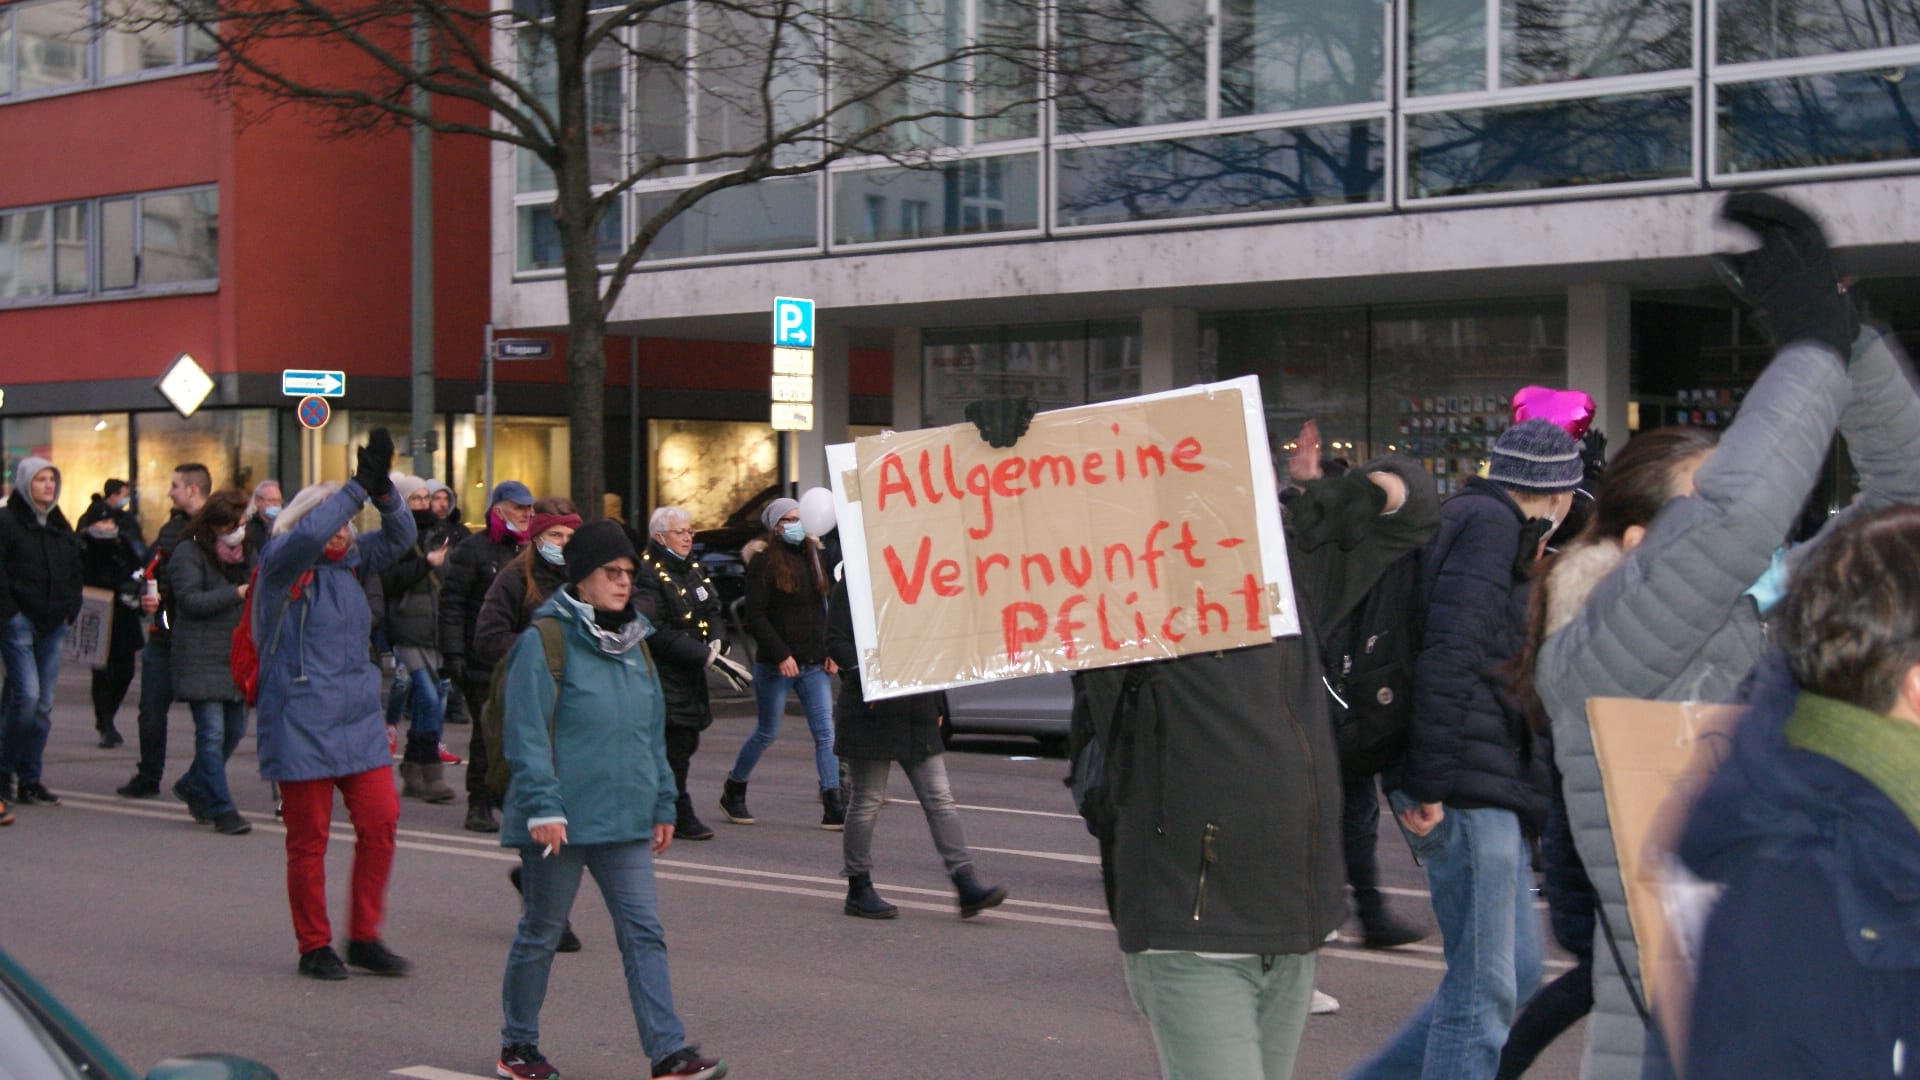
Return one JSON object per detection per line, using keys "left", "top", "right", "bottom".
{"left": 0, "top": 489, "right": 82, "bottom": 634}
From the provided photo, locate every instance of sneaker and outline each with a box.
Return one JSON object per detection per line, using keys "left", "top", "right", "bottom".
{"left": 438, "top": 742, "right": 464, "bottom": 765}
{"left": 97, "top": 728, "right": 125, "bottom": 749}
{"left": 15, "top": 782, "right": 61, "bottom": 807}
{"left": 651, "top": 1046, "right": 727, "bottom": 1079}
{"left": 117, "top": 774, "right": 160, "bottom": 799}
{"left": 213, "top": 811, "right": 253, "bottom": 835}
{"left": 1310, "top": 989, "right": 1340, "bottom": 1015}
{"left": 497, "top": 1043, "right": 559, "bottom": 1080}
{"left": 345, "top": 938, "right": 411, "bottom": 976}
{"left": 172, "top": 780, "right": 209, "bottom": 823}
{"left": 297, "top": 946, "right": 349, "bottom": 981}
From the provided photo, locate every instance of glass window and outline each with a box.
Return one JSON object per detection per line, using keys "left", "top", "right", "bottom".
{"left": 832, "top": 0, "right": 965, "bottom": 150}
{"left": 636, "top": 176, "right": 817, "bottom": 259}
{"left": 16, "top": 0, "right": 91, "bottom": 94}
{"left": 139, "top": 189, "right": 218, "bottom": 284}
{"left": 53, "top": 203, "right": 86, "bottom": 294}
{"left": 691, "top": 2, "right": 822, "bottom": 174}
{"left": 831, "top": 153, "right": 1039, "bottom": 243}
{"left": 448, "top": 414, "right": 572, "bottom": 510}
{"left": 648, "top": 419, "right": 778, "bottom": 527}
{"left": 974, "top": 0, "right": 1041, "bottom": 140}
{"left": 1056, "top": 0, "right": 1210, "bottom": 132}
{"left": 100, "top": 198, "right": 135, "bottom": 289}
{"left": 634, "top": 9, "right": 693, "bottom": 174}
{"left": 517, "top": 31, "right": 625, "bottom": 191}
{"left": 133, "top": 409, "right": 279, "bottom": 541}
{"left": 920, "top": 321, "right": 1140, "bottom": 426}
{"left": 1057, "top": 119, "right": 1384, "bottom": 227}
{"left": 1499, "top": 0, "right": 1690, "bottom": 85}
{"left": 1408, "top": 90, "right": 1691, "bottom": 197}
{"left": 103, "top": 0, "right": 183, "bottom": 78}
{"left": 1205, "top": 308, "right": 1371, "bottom": 477}
{"left": 1219, "top": 0, "right": 1384, "bottom": 116}
{"left": 1719, "top": 69, "right": 1920, "bottom": 174}
{"left": 0, "top": 209, "right": 51, "bottom": 300}
{"left": 516, "top": 200, "right": 624, "bottom": 271}
{"left": 1, "top": 13, "right": 14, "bottom": 97}
{"left": 1408, "top": 0, "right": 1486, "bottom": 96}
{"left": 1717, "top": 0, "right": 1920, "bottom": 63}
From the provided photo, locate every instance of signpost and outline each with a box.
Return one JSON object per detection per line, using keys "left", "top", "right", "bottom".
{"left": 770, "top": 297, "right": 817, "bottom": 490}
{"left": 492, "top": 338, "right": 554, "bottom": 361}
{"left": 281, "top": 369, "right": 347, "bottom": 397}
{"left": 296, "top": 395, "right": 332, "bottom": 430}
{"left": 481, "top": 327, "right": 557, "bottom": 499}
{"left": 156, "top": 353, "right": 216, "bottom": 419}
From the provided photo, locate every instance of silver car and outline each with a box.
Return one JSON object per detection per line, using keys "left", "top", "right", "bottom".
{"left": 942, "top": 671, "right": 1073, "bottom": 752}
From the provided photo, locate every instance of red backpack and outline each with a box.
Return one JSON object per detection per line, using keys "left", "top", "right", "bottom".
{"left": 231, "top": 567, "right": 314, "bottom": 706}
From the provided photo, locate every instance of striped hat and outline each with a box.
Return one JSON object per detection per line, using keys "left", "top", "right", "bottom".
{"left": 1486, "top": 418, "right": 1583, "bottom": 493}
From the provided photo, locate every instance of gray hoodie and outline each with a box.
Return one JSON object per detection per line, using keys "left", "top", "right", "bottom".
{"left": 12, "top": 456, "right": 59, "bottom": 526}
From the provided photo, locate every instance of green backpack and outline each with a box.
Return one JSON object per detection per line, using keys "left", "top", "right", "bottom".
{"left": 481, "top": 617, "right": 567, "bottom": 800}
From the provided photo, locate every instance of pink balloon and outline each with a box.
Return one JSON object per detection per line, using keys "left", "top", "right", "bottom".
{"left": 1512, "top": 386, "right": 1596, "bottom": 439}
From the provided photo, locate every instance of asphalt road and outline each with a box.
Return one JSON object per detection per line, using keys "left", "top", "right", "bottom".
{"left": 2, "top": 664, "right": 1584, "bottom": 1079}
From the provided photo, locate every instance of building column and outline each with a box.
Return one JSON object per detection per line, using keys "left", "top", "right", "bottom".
{"left": 1140, "top": 306, "right": 1201, "bottom": 393}
{"left": 1567, "top": 283, "right": 1631, "bottom": 453}
{"left": 795, "top": 323, "right": 850, "bottom": 493}
{"left": 891, "top": 326, "right": 924, "bottom": 431}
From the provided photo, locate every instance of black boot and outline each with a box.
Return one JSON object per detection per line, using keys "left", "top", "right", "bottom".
{"left": 676, "top": 793, "right": 715, "bottom": 841}
{"left": 464, "top": 795, "right": 499, "bottom": 833}
{"left": 952, "top": 868, "right": 1007, "bottom": 919}
{"left": 719, "top": 778, "right": 753, "bottom": 824}
{"left": 820, "top": 788, "right": 846, "bottom": 831}
{"left": 1360, "top": 903, "right": 1428, "bottom": 949}
{"left": 844, "top": 873, "right": 899, "bottom": 919}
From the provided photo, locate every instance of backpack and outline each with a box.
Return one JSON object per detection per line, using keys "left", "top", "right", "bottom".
{"left": 481, "top": 617, "right": 568, "bottom": 800}
{"left": 1064, "top": 665, "right": 1148, "bottom": 918}
{"left": 230, "top": 567, "right": 314, "bottom": 707}
{"left": 1320, "top": 550, "right": 1421, "bottom": 779}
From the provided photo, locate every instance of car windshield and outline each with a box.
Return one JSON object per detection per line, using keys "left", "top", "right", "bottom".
{"left": 0, "top": 979, "right": 89, "bottom": 1080}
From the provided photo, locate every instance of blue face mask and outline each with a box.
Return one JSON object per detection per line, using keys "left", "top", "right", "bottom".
{"left": 781, "top": 522, "right": 806, "bottom": 545}
{"left": 261, "top": 505, "right": 281, "bottom": 521}
{"left": 538, "top": 541, "right": 566, "bottom": 566}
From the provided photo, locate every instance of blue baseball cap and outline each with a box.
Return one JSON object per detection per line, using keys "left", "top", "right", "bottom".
{"left": 490, "top": 480, "right": 535, "bottom": 507}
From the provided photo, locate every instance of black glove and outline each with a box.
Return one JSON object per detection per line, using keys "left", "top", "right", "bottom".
{"left": 440, "top": 657, "right": 467, "bottom": 684}
{"left": 965, "top": 397, "right": 1036, "bottom": 449}
{"left": 355, "top": 428, "right": 396, "bottom": 498}
{"left": 1714, "top": 191, "right": 1856, "bottom": 360}
{"left": 1292, "top": 471, "right": 1387, "bottom": 552}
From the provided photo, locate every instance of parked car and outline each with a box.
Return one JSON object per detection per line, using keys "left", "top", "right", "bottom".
{"left": 942, "top": 671, "right": 1073, "bottom": 752}
{"left": 0, "top": 948, "right": 277, "bottom": 1080}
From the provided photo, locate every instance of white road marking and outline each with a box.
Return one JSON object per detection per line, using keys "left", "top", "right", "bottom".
{"left": 889, "top": 796, "right": 1082, "bottom": 821}
{"left": 391, "top": 1067, "right": 494, "bottom": 1080}
{"left": 969, "top": 844, "right": 1101, "bottom": 865}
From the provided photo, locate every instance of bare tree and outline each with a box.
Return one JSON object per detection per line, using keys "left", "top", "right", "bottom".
{"left": 112, "top": 0, "right": 1051, "bottom": 504}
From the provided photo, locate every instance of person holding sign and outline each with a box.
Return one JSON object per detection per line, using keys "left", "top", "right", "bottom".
{"left": 719, "top": 497, "right": 843, "bottom": 830}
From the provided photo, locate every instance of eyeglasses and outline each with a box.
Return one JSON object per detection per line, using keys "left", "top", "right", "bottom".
{"left": 661, "top": 528, "right": 694, "bottom": 537}
{"left": 598, "top": 566, "right": 636, "bottom": 581}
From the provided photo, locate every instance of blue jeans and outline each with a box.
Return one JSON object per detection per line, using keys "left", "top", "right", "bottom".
{"left": 134, "top": 639, "right": 174, "bottom": 783}
{"left": 1348, "top": 797, "right": 1544, "bottom": 1080}
{"left": 180, "top": 700, "right": 248, "bottom": 817}
{"left": 403, "top": 666, "right": 444, "bottom": 739}
{"left": 384, "top": 670, "right": 409, "bottom": 728}
{"left": 502, "top": 841, "right": 687, "bottom": 1062}
{"left": 1, "top": 613, "right": 68, "bottom": 784}
{"left": 730, "top": 661, "right": 838, "bottom": 791}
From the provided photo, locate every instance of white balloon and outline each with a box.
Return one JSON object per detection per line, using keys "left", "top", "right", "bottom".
{"left": 798, "top": 486, "right": 837, "bottom": 538}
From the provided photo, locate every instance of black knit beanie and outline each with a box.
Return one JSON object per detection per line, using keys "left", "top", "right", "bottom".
{"left": 564, "top": 519, "right": 638, "bottom": 587}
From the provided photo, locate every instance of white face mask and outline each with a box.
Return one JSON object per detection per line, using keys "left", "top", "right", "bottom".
{"left": 219, "top": 525, "right": 247, "bottom": 547}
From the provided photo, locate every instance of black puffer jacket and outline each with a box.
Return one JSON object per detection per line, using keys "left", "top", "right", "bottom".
{"left": 437, "top": 515, "right": 523, "bottom": 678}
{"left": 631, "top": 541, "right": 722, "bottom": 731}
{"left": 374, "top": 511, "right": 441, "bottom": 649}
{"left": 145, "top": 510, "right": 191, "bottom": 642}
{"left": 826, "top": 581, "right": 943, "bottom": 763}
{"left": 472, "top": 553, "right": 567, "bottom": 669}
{"left": 1390, "top": 477, "right": 1546, "bottom": 828}
{"left": 743, "top": 537, "right": 829, "bottom": 666}
{"left": 0, "top": 490, "right": 82, "bottom": 634}
{"left": 165, "top": 537, "right": 251, "bottom": 703}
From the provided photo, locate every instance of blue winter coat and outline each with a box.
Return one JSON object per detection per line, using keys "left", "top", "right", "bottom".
{"left": 498, "top": 587, "right": 674, "bottom": 849}
{"left": 1678, "top": 658, "right": 1920, "bottom": 1080}
{"left": 252, "top": 481, "right": 415, "bottom": 782}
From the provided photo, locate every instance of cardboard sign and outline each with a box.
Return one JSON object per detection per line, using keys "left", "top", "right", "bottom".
{"left": 830, "top": 376, "right": 1298, "bottom": 701}
{"left": 60, "top": 587, "right": 116, "bottom": 670}
{"left": 1586, "top": 696, "right": 1748, "bottom": 1068}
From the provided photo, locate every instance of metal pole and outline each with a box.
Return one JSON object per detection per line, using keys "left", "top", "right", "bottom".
{"left": 409, "top": 12, "right": 436, "bottom": 480}
{"left": 483, "top": 322, "right": 496, "bottom": 498}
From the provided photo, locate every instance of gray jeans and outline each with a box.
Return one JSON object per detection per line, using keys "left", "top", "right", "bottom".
{"left": 841, "top": 755, "right": 973, "bottom": 879}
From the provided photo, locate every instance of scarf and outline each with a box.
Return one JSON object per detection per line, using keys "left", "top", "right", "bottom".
{"left": 1786, "top": 692, "right": 1920, "bottom": 836}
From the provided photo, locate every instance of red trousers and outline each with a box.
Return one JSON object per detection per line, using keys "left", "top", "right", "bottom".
{"left": 280, "top": 766, "right": 399, "bottom": 954}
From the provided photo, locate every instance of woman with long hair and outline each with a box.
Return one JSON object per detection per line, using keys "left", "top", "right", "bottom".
{"left": 719, "top": 497, "right": 842, "bottom": 829}
{"left": 473, "top": 499, "right": 580, "bottom": 670}
{"left": 165, "top": 489, "right": 256, "bottom": 835}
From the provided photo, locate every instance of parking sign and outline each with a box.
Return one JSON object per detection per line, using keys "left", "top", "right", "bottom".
{"left": 772, "top": 297, "right": 814, "bottom": 349}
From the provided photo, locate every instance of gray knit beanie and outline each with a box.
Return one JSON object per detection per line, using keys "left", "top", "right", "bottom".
{"left": 1486, "top": 419, "right": 1583, "bottom": 493}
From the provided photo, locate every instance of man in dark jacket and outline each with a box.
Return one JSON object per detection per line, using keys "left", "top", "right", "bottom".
{"left": 0, "top": 455, "right": 84, "bottom": 806}
{"left": 631, "top": 505, "right": 725, "bottom": 842}
{"left": 1353, "top": 418, "right": 1583, "bottom": 1080}
{"left": 376, "top": 475, "right": 456, "bottom": 804}
{"left": 439, "top": 479, "right": 534, "bottom": 831}
{"left": 117, "top": 463, "right": 209, "bottom": 799}
{"left": 1679, "top": 505, "right": 1920, "bottom": 1080}
{"left": 78, "top": 484, "right": 148, "bottom": 748}
{"left": 244, "top": 479, "right": 283, "bottom": 551}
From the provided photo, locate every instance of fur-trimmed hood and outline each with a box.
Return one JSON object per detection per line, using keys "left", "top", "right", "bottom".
{"left": 1543, "top": 538, "right": 1624, "bottom": 638}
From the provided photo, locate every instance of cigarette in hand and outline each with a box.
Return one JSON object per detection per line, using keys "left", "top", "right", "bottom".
{"left": 542, "top": 843, "right": 555, "bottom": 858}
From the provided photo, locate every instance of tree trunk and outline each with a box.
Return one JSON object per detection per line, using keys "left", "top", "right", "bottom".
{"left": 551, "top": 0, "right": 606, "bottom": 512}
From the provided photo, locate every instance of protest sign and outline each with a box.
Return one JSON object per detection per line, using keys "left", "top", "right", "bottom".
{"left": 61, "top": 587, "right": 115, "bottom": 670}
{"left": 829, "top": 376, "right": 1297, "bottom": 701}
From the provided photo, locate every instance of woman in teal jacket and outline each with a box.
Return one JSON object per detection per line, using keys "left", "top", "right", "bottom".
{"left": 495, "top": 520, "right": 726, "bottom": 1080}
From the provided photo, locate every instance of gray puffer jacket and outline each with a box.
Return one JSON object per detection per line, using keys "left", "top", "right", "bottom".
{"left": 1536, "top": 330, "right": 1920, "bottom": 1078}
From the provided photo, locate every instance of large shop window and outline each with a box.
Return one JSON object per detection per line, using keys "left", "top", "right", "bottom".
{"left": 920, "top": 321, "right": 1141, "bottom": 428}
{"left": 649, "top": 419, "right": 779, "bottom": 531}
{"left": 0, "top": 414, "right": 132, "bottom": 531}
{"left": 131, "top": 410, "right": 279, "bottom": 541}
{"left": 0, "top": 186, "right": 217, "bottom": 306}
{"left": 446, "top": 414, "right": 572, "bottom": 513}
{"left": 0, "top": 0, "right": 217, "bottom": 99}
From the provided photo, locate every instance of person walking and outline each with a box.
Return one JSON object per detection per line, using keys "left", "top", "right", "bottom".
{"left": 164, "top": 490, "right": 257, "bottom": 836}
{"left": 440, "top": 479, "right": 534, "bottom": 832}
{"left": 0, "top": 455, "right": 83, "bottom": 807}
{"left": 632, "top": 505, "right": 724, "bottom": 842}
{"left": 826, "top": 577, "right": 1006, "bottom": 920}
{"left": 256, "top": 430, "right": 416, "bottom": 981}
{"left": 117, "top": 463, "right": 209, "bottom": 799}
{"left": 376, "top": 475, "right": 457, "bottom": 804}
{"left": 719, "top": 497, "right": 843, "bottom": 830}
{"left": 244, "top": 480, "right": 282, "bottom": 552}
{"left": 77, "top": 481, "right": 146, "bottom": 749}
{"left": 494, "top": 520, "right": 727, "bottom": 1080}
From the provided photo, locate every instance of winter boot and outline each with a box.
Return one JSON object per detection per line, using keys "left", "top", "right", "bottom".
{"left": 719, "top": 778, "right": 753, "bottom": 824}
{"left": 844, "top": 873, "right": 899, "bottom": 919}
{"left": 675, "top": 793, "right": 715, "bottom": 841}
{"left": 399, "top": 762, "right": 429, "bottom": 800}
{"left": 820, "top": 788, "right": 846, "bottom": 831}
{"left": 464, "top": 795, "right": 499, "bottom": 833}
{"left": 415, "top": 762, "right": 457, "bottom": 804}
{"left": 952, "top": 868, "right": 1007, "bottom": 919}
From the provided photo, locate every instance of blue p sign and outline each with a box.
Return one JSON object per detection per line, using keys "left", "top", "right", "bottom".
{"left": 773, "top": 296, "right": 815, "bottom": 349}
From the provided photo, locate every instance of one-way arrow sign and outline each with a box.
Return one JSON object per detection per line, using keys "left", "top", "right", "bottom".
{"left": 282, "top": 369, "right": 347, "bottom": 397}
